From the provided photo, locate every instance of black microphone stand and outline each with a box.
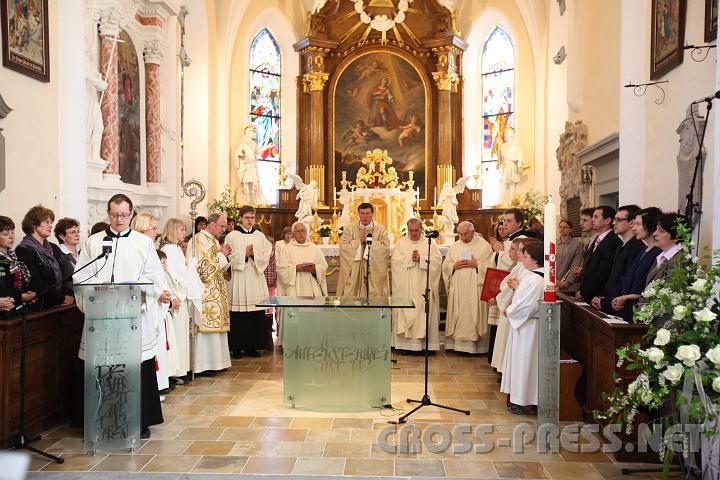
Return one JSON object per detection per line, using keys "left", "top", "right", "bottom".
{"left": 11, "top": 251, "right": 107, "bottom": 464}
{"left": 392, "top": 235, "right": 470, "bottom": 424}
{"left": 684, "top": 99, "right": 711, "bottom": 242}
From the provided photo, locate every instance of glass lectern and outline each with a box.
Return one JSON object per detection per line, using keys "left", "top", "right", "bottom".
{"left": 258, "top": 296, "right": 414, "bottom": 411}
{"left": 74, "top": 282, "right": 150, "bottom": 455}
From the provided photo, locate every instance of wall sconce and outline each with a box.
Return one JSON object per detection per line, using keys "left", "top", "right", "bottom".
{"left": 581, "top": 166, "right": 593, "bottom": 184}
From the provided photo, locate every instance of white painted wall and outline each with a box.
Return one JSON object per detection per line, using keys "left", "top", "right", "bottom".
{"left": 0, "top": 1, "right": 60, "bottom": 238}
{"left": 620, "top": 0, "right": 716, "bottom": 251}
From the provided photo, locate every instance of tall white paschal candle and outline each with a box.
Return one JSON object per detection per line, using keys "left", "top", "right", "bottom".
{"left": 544, "top": 195, "right": 557, "bottom": 302}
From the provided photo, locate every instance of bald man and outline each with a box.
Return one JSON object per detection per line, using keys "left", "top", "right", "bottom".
{"left": 442, "top": 221, "right": 494, "bottom": 354}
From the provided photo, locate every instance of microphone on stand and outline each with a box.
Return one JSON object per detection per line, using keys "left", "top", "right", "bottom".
{"left": 364, "top": 233, "right": 372, "bottom": 302}
{"left": 425, "top": 230, "right": 440, "bottom": 239}
{"left": 365, "top": 232, "right": 373, "bottom": 244}
{"left": 691, "top": 90, "right": 720, "bottom": 104}
{"left": 102, "top": 235, "right": 113, "bottom": 256}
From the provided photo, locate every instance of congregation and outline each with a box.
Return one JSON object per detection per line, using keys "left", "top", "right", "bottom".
{"left": 0, "top": 193, "right": 689, "bottom": 437}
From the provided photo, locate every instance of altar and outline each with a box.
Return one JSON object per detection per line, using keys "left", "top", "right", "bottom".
{"left": 258, "top": 296, "right": 414, "bottom": 412}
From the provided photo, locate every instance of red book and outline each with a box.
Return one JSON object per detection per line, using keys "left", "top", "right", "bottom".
{"left": 480, "top": 267, "right": 511, "bottom": 302}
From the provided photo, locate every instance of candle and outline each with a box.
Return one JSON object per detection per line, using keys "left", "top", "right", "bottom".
{"left": 416, "top": 187, "right": 420, "bottom": 208}
{"left": 333, "top": 187, "right": 337, "bottom": 207}
{"left": 433, "top": 187, "right": 437, "bottom": 206}
{"left": 543, "top": 195, "right": 557, "bottom": 302}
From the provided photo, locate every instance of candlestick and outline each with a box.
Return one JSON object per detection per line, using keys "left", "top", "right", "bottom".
{"left": 543, "top": 195, "right": 557, "bottom": 302}
{"left": 433, "top": 187, "right": 437, "bottom": 207}
{"left": 333, "top": 187, "right": 337, "bottom": 207}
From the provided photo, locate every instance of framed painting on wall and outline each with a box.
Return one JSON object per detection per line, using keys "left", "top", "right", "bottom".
{"left": 331, "top": 50, "right": 429, "bottom": 198}
{"left": 705, "top": 0, "right": 718, "bottom": 42}
{"left": 650, "top": 0, "right": 686, "bottom": 80}
{"left": 0, "top": 0, "right": 50, "bottom": 82}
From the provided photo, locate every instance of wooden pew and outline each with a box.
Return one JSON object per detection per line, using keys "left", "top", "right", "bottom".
{"left": 0, "top": 305, "right": 83, "bottom": 448}
{"left": 558, "top": 293, "right": 648, "bottom": 422}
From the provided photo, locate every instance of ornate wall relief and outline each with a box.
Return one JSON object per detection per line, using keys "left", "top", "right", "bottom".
{"left": 676, "top": 105, "right": 705, "bottom": 219}
{"left": 556, "top": 120, "right": 590, "bottom": 221}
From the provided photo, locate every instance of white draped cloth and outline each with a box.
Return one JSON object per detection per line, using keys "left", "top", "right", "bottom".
{"left": 442, "top": 235, "right": 494, "bottom": 353}
{"left": 161, "top": 243, "right": 204, "bottom": 377}
{"left": 390, "top": 236, "right": 441, "bottom": 351}
{"left": 500, "top": 267, "right": 544, "bottom": 406}
{"left": 491, "top": 263, "right": 523, "bottom": 372}
{"left": 74, "top": 230, "right": 166, "bottom": 363}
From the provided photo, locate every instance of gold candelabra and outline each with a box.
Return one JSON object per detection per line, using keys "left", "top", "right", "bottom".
{"left": 431, "top": 205, "right": 439, "bottom": 232}
{"left": 330, "top": 208, "right": 340, "bottom": 245}
{"left": 310, "top": 210, "right": 322, "bottom": 244}
{"left": 340, "top": 171, "right": 350, "bottom": 192}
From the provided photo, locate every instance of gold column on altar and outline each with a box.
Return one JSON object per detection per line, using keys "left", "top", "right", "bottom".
{"left": 301, "top": 47, "right": 329, "bottom": 207}
{"left": 432, "top": 49, "right": 460, "bottom": 196}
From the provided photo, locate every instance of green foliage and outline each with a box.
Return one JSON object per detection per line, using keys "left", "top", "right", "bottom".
{"left": 318, "top": 224, "right": 332, "bottom": 237}
{"left": 515, "top": 190, "right": 548, "bottom": 229}
{"left": 208, "top": 186, "right": 242, "bottom": 224}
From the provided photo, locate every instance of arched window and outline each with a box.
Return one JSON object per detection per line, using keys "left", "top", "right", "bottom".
{"left": 249, "top": 28, "right": 281, "bottom": 204}
{"left": 481, "top": 26, "right": 514, "bottom": 204}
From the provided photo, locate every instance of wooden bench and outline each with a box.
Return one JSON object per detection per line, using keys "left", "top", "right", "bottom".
{"left": 560, "top": 349, "right": 583, "bottom": 421}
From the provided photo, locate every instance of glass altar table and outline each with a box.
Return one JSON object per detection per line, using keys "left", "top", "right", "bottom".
{"left": 258, "top": 296, "right": 414, "bottom": 411}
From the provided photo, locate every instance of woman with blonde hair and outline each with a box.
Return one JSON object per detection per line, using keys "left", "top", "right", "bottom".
{"left": 131, "top": 212, "right": 172, "bottom": 394}
{"left": 160, "top": 218, "right": 203, "bottom": 382}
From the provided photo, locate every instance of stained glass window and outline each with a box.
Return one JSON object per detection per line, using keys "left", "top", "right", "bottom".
{"left": 249, "top": 28, "right": 281, "bottom": 204}
{"left": 481, "top": 26, "right": 514, "bottom": 205}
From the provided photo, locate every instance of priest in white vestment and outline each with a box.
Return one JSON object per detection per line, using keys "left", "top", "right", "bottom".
{"left": 442, "top": 221, "right": 494, "bottom": 354}
{"left": 391, "top": 218, "right": 441, "bottom": 351}
{"left": 189, "top": 212, "right": 233, "bottom": 374}
{"left": 72, "top": 194, "right": 168, "bottom": 437}
{"left": 337, "top": 202, "right": 390, "bottom": 297}
{"left": 500, "top": 241, "right": 545, "bottom": 414}
{"left": 224, "top": 205, "right": 272, "bottom": 357}
{"left": 277, "top": 222, "right": 328, "bottom": 297}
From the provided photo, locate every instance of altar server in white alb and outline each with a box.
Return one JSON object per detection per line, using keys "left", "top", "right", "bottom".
{"left": 189, "top": 212, "right": 233, "bottom": 374}
{"left": 442, "top": 221, "right": 494, "bottom": 354}
{"left": 160, "top": 218, "right": 204, "bottom": 381}
{"left": 337, "top": 202, "right": 390, "bottom": 297}
{"left": 224, "top": 205, "right": 272, "bottom": 357}
{"left": 490, "top": 238, "right": 535, "bottom": 373}
{"left": 391, "top": 218, "right": 442, "bottom": 352}
{"left": 72, "top": 194, "right": 168, "bottom": 438}
{"left": 278, "top": 222, "right": 328, "bottom": 298}
{"left": 500, "top": 241, "right": 545, "bottom": 415}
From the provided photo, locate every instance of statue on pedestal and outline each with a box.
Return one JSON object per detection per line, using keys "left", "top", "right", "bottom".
{"left": 497, "top": 127, "right": 523, "bottom": 207}
{"left": 437, "top": 177, "right": 469, "bottom": 244}
{"left": 286, "top": 174, "right": 319, "bottom": 223}
{"left": 87, "top": 71, "right": 108, "bottom": 164}
{"left": 234, "top": 124, "right": 269, "bottom": 206}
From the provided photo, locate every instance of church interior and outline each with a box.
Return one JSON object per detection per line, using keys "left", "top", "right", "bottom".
{"left": 1, "top": 0, "right": 720, "bottom": 478}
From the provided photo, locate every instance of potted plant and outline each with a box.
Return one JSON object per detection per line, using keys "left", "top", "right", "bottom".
{"left": 318, "top": 224, "right": 332, "bottom": 245}
{"left": 596, "top": 221, "right": 720, "bottom": 476}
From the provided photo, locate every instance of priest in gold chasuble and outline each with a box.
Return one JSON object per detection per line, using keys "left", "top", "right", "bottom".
{"left": 337, "top": 202, "right": 390, "bottom": 297}
{"left": 188, "top": 212, "right": 232, "bottom": 374}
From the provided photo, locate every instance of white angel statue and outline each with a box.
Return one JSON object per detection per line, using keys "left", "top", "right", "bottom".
{"left": 286, "top": 174, "right": 319, "bottom": 222}
{"left": 437, "top": 177, "right": 470, "bottom": 237}
{"left": 234, "top": 124, "right": 270, "bottom": 206}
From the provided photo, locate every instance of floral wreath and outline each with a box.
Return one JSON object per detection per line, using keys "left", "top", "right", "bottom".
{"left": 352, "top": 0, "right": 413, "bottom": 33}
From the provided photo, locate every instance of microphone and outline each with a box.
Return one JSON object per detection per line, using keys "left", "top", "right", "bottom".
{"left": 691, "top": 90, "right": 720, "bottom": 104}
{"left": 425, "top": 230, "right": 440, "bottom": 239}
{"left": 365, "top": 232, "right": 373, "bottom": 245}
{"left": 101, "top": 235, "right": 113, "bottom": 256}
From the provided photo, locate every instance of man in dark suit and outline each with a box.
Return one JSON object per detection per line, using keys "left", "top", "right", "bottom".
{"left": 578, "top": 206, "right": 622, "bottom": 303}
{"left": 592, "top": 205, "right": 646, "bottom": 313}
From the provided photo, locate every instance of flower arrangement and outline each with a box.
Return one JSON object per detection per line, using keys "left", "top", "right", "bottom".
{"left": 511, "top": 190, "right": 548, "bottom": 230}
{"left": 208, "top": 186, "right": 241, "bottom": 224}
{"left": 318, "top": 224, "right": 332, "bottom": 237}
{"left": 596, "top": 221, "right": 720, "bottom": 469}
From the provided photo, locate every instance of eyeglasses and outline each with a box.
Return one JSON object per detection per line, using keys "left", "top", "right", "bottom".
{"left": 108, "top": 213, "right": 132, "bottom": 219}
{"left": 614, "top": 217, "right": 629, "bottom": 223}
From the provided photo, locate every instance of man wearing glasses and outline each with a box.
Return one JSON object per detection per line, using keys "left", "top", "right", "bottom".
{"left": 73, "top": 193, "right": 170, "bottom": 438}
{"left": 591, "top": 205, "right": 645, "bottom": 313}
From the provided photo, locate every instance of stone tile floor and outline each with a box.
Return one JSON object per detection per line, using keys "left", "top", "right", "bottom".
{"left": 20, "top": 348, "right": 674, "bottom": 479}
